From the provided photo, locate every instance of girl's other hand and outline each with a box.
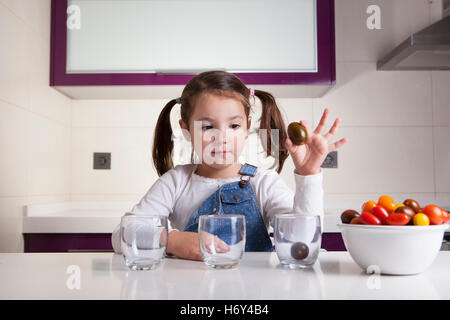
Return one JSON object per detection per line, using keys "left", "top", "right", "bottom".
{"left": 199, "top": 230, "right": 231, "bottom": 254}
{"left": 286, "top": 108, "right": 348, "bottom": 176}
{"left": 166, "top": 230, "right": 230, "bottom": 261}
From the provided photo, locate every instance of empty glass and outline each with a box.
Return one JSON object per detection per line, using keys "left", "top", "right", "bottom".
{"left": 198, "top": 214, "right": 246, "bottom": 269}
{"left": 274, "top": 214, "right": 321, "bottom": 269}
{"left": 120, "top": 214, "right": 168, "bottom": 270}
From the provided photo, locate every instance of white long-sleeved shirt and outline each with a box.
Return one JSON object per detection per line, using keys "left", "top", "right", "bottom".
{"left": 111, "top": 164, "right": 324, "bottom": 253}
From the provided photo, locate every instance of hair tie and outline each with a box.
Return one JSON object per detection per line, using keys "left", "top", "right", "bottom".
{"left": 175, "top": 97, "right": 181, "bottom": 104}
{"left": 249, "top": 88, "right": 255, "bottom": 98}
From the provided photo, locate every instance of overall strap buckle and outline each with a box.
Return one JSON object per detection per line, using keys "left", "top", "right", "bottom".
{"left": 238, "top": 163, "right": 257, "bottom": 188}
{"left": 239, "top": 175, "right": 250, "bottom": 188}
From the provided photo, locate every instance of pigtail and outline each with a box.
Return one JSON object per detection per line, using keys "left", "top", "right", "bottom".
{"left": 255, "top": 90, "right": 289, "bottom": 174}
{"left": 152, "top": 99, "right": 178, "bottom": 176}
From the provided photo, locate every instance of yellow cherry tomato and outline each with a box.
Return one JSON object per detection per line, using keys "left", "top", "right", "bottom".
{"left": 413, "top": 213, "right": 430, "bottom": 226}
{"left": 378, "top": 195, "right": 396, "bottom": 214}
{"left": 394, "top": 203, "right": 405, "bottom": 210}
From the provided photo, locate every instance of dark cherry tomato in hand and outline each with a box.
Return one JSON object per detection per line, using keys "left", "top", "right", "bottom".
{"left": 371, "top": 205, "right": 389, "bottom": 224}
{"left": 386, "top": 213, "right": 411, "bottom": 225}
{"left": 360, "top": 212, "right": 381, "bottom": 225}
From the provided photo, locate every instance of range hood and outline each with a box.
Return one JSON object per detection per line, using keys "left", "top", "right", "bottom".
{"left": 377, "top": 9, "right": 450, "bottom": 70}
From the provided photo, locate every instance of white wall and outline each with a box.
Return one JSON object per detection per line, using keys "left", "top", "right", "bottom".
{"left": 0, "top": 0, "right": 72, "bottom": 252}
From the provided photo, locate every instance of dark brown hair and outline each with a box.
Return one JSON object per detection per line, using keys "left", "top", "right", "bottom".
{"left": 152, "top": 70, "right": 289, "bottom": 176}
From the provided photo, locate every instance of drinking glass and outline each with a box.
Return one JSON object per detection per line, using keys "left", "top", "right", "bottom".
{"left": 198, "top": 214, "right": 246, "bottom": 269}
{"left": 120, "top": 214, "right": 168, "bottom": 270}
{"left": 274, "top": 214, "right": 321, "bottom": 269}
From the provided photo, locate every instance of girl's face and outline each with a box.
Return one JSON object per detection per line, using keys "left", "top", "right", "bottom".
{"left": 179, "top": 93, "right": 251, "bottom": 169}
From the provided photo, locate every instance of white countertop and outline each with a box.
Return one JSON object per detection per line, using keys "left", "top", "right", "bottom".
{"left": 22, "top": 201, "right": 343, "bottom": 233}
{"left": 1, "top": 252, "right": 449, "bottom": 299}
{"left": 22, "top": 201, "right": 450, "bottom": 234}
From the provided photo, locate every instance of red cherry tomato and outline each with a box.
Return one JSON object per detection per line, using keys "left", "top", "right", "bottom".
{"left": 359, "top": 212, "right": 381, "bottom": 225}
{"left": 441, "top": 209, "right": 449, "bottom": 223}
{"left": 422, "top": 205, "right": 445, "bottom": 225}
{"left": 386, "top": 213, "right": 411, "bottom": 226}
{"left": 371, "top": 205, "right": 389, "bottom": 224}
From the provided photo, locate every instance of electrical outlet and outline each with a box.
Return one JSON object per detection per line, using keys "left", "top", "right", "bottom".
{"left": 93, "top": 152, "right": 111, "bottom": 169}
{"left": 321, "top": 151, "right": 337, "bottom": 168}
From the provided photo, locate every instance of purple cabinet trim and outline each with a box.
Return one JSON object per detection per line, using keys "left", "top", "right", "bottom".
{"left": 321, "top": 233, "right": 347, "bottom": 251}
{"left": 50, "top": 0, "right": 336, "bottom": 86}
{"left": 23, "top": 232, "right": 346, "bottom": 252}
{"left": 23, "top": 234, "right": 113, "bottom": 253}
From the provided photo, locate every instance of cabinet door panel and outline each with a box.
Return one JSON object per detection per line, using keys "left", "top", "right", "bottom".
{"left": 66, "top": 0, "right": 318, "bottom": 74}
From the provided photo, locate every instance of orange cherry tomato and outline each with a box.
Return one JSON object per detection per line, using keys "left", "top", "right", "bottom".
{"left": 362, "top": 201, "right": 377, "bottom": 213}
{"left": 386, "top": 213, "right": 411, "bottom": 225}
{"left": 422, "top": 205, "right": 445, "bottom": 225}
{"left": 377, "top": 195, "right": 396, "bottom": 214}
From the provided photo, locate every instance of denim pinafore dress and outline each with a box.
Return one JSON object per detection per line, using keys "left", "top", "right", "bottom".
{"left": 184, "top": 163, "right": 273, "bottom": 252}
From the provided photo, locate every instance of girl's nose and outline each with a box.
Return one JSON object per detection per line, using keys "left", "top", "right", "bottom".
{"left": 211, "top": 129, "right": 228, "bottom": 144}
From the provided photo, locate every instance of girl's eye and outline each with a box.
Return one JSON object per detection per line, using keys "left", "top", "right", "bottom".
{"left": 202, "top": 125, "right": 213, "bottom": 131}
{"left": 231, "top": 124, "right": 240, "bottom": 129}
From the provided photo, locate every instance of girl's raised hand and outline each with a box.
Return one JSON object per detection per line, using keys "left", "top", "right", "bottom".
{"left": 286, "top": 108, "right": 348, "bottom": 176}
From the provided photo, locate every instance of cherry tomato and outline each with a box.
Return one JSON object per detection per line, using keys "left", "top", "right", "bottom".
{"left": 394, "top": 203, "right": 405, "bottom": 210}
{"left": 341, "top": 209, "right": 360, "bottom": 224}
{"left": 350, "top": 217, "right": 363, "bottom": 224}
{"left": 378, "top": 195, "right": 396, "bottom": 214}
{"left": 403, "top": 199, "right": 421, "bottom": 213}
{"left": 422, "top": 205, "right": 445, "bottom": 225}
{"left": 362, "top": 201, "right": 377, "bottom": 214}
{"left": 441, "top": 209, "right": 449, "bottom": 223}
{"left": 413, "top": 213, "right": 430, "bottom": 226}
{"left": 386, "top": 213, "right": 411, "bottom": 225}
{"left": 371, "top": 205, "right": 389, "bottom": 224}
{"left": 360, "top": 212, "right": 381, "bottom": 225}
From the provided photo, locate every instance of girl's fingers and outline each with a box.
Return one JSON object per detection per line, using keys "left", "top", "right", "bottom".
{"left": 328, "top": 137, "right": 348, "bottom": 152}
{"left": 314, "top": 108, "right": 329, "bottom": 135}
{"left": 214, "top": 236, "right": 231, "bottom": 253}
{"left": 323, "top": 118, "right": 341, "bottom": 142}
{"left": 202, "top": 233, "right": 231, "bottom": 254}
{"left": 285, "top": 137, "right": 297, "bottom": 153}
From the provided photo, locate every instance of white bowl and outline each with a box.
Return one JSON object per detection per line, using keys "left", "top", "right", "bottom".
{"left": 337, "top": 223, "right": 449, "bottom": 275}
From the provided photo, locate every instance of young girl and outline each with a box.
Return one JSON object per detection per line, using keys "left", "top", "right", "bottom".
{"left": 112, "top": 70, "right": 347, "bottom": 260}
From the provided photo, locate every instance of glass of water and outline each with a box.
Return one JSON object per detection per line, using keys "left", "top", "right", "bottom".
{"left": 274, "top": 214, "right": 321, "bottom": 269}
{"left": 198, "top": 214, "right": 246, "bottom": 269}
{"left": 120, "top": 213, "right": 168, "bottom": 270}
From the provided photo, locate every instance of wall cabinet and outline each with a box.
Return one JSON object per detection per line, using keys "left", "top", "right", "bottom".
{"left": 51, "top": 0, "right": 335, "bottom": 99}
